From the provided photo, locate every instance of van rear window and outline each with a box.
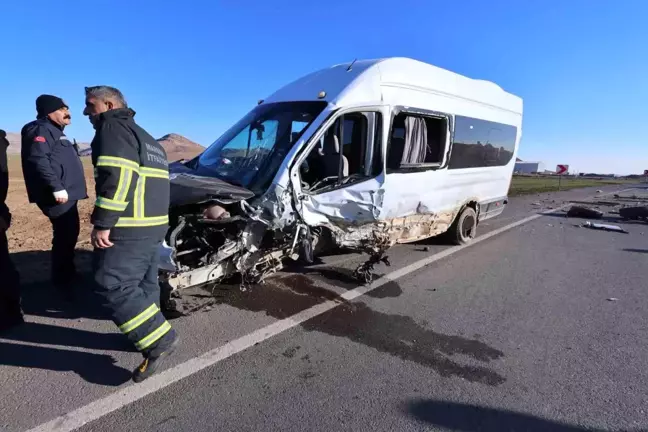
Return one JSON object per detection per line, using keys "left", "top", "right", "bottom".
{"left": 448, "top": 116, "right": 517, "bottom": 169}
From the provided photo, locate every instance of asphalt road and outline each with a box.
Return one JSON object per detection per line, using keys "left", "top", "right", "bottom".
{"left": 1, "top": 184, "right": 647, "bottom": 432}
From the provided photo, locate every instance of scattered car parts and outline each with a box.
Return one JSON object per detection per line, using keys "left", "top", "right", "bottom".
{"left": 582, "top": 221, "right": 629, "bottom": 234}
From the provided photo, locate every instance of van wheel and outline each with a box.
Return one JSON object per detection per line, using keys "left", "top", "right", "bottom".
{"left": 450, "top": 207, "right": 477, "bottom": 245}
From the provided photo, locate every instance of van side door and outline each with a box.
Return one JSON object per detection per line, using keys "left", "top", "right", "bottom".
{"left": 290, "top": 106, "right": 389, "bottom": 227}
{"left": 379, "top": 108, "right": 455, "bottom": 241}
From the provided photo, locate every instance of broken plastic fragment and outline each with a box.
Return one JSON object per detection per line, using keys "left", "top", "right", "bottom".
{"left": 582, "top": 221, "right": 629, "bottom": 234}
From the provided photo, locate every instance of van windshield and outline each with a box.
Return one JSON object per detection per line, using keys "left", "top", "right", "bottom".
{"left": 198, "top": 101, "right": 327, "bottom": 188}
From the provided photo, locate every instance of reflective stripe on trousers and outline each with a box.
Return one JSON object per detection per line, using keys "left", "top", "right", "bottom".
{"left": 119, "top": 303, "right": 172, "bottom": 351}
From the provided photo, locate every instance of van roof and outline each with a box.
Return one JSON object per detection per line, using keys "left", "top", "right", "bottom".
{"left": 263, "top": 57, "right": 523, "bottom": 115}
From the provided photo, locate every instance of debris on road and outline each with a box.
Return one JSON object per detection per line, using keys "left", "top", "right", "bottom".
{"left": 619, "top": 206, "right": 648, "bottom": 222}
{"left": 607, "top": 298, "right": 619, "bottom": 302}
{"left": 582, "top": 221, "right": 629, "bottom": 234}
{"left": 570, "top": 200, "right": 619, "bottom": 207}
{"left": 567, "top": 206, "right": 604, "bottom": 219}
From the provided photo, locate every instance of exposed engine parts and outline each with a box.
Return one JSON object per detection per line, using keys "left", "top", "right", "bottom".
{"left": 159, "top": 185, "right": 395, "bottom": 316}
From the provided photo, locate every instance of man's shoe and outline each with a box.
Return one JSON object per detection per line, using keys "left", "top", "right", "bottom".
{"left": 0, "top": 314, "right": 25, "bottom": 333}
{"left": 132, "top": 334, "right": 179, "bottom": 383}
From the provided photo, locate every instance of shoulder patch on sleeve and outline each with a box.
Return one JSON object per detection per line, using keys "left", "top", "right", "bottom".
{"left": 34, "top": 136, "right": 46, "bottom": 143}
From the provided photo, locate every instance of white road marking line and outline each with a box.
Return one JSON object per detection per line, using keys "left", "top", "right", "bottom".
{"left": 26, "top": 187, "right": 637, "bottom": 432}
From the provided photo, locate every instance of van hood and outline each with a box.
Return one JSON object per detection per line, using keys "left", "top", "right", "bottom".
{"left": 169, "top": 161, "right": 255, "bottom": 207}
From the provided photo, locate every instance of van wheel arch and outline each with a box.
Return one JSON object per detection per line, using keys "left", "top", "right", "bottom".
{"left": 448, "top": 201, "right": 479, "bottom": 245}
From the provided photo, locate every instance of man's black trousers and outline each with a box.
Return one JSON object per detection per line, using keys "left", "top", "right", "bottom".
{"left": 38, "top": 201, "right": 80, "bottom": 288}
{"left": 92, "top": 237, "right": 175, "bottom": 355}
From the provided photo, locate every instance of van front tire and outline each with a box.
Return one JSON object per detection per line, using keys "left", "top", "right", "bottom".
{"left": 450, "top": 207, "right": 477, "bottom": 245}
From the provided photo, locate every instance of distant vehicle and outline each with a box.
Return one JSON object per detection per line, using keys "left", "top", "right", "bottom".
{"left": 157, "top": 57, "right": 523, "bottom": 312}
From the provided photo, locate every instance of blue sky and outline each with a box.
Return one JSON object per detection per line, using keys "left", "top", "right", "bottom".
{"left": 1, "top": 0, "right": 646, "bottom": 174}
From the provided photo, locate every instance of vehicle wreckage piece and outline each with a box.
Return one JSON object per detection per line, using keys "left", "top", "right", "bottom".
{"left": 567, "top": 206, "right": 604, "bottom": 219}
{"left": 582, "top": 221, "right": 629, "bottom": 234}
{"left": 353, "top": 252, "right": 391, "bottom": 284}
{"left": 324, "top": 209, "right": 460, "bottom": 282}
{"left": 619, "top": 206, "right": 648, "bottom": 222}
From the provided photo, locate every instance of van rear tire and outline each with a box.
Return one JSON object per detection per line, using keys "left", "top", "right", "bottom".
{"left": 450, "top": 207, "right": 477, "bottom": 245}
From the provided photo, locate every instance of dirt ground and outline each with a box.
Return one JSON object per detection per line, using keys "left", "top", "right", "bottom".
{"left": 5, "top": 157, "right": 95, "bottom": 283}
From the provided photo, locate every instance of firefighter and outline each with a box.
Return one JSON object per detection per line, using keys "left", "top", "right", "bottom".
{"left": 20, "top": 95, "right": 88, "bottom": 299}
{"left": 0, "top": 129, "right": 23, "bottom": 332}
{"left": 83, "top": 85, "right": 178, "bottom": 383}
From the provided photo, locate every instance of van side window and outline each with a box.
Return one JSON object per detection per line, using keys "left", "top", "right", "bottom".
{"left": 300, "top": 111, "right": 382, "bottom": 193}
{"left": 387, "top": 112, "right": 448, "bottom": 171}
{"left": 448, "top": 116, "right": 517, "bottom": 169}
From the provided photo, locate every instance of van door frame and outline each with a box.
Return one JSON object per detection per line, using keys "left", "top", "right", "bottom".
{"left": 288, "top": 104, "right": 391, "bottom": 212}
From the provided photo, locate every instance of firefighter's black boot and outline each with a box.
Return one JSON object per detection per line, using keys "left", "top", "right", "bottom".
{"left": 132, "top": 331, "right": 179, "bottom": 383}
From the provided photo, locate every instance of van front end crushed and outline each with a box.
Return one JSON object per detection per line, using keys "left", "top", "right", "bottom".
{"left": 158, "top": 179, "right": 473, "bottom": 312}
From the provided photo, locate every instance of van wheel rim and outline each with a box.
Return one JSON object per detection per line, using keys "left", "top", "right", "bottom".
{"left": 462, "top": 215, "right": 476, "bottom": 239}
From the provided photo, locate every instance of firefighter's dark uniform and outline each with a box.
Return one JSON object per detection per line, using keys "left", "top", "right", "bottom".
{"left": 0, "top": 131, "right": 23, "bottom": 331}
{"left": 21, "top": 117, "right": 87, "bottom": 290}
{"left": 90, "top": 108, "right": 176, "bottom": 380}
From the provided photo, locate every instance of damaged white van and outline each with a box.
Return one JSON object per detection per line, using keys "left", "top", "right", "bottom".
{"left": 158, "top": 57, "right": 522, "bottom": 308}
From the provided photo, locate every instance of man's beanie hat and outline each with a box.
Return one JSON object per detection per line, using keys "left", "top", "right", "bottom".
{"left": 36, "top": 95, "right": 68, "bottom": 118}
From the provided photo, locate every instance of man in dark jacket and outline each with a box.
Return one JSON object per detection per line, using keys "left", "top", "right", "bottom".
{"left": 0, "top": 130, "right": 23, "bottom": 332}
{"left": 21, "top": 95, "right": 88, "bottom": 298}
{"left": 83, "top": 85, "right": 177, "bottom": 383}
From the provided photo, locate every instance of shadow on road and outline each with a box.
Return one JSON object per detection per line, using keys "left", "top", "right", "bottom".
{"left": 0, "top": 342, "right": 131, "bottom": 386}
{"left": 203, "top": 273, "right": 506, "bottom": 386}
{"left": 0, "top": 322, "right": 134, "bottom": 352}
{"left": 415, "top": 234, "right": 453, "bottom": 246}
{"left": 281, "top": 265, "right": 403, "bottom": 299}
{"left": 406, "top": 399, "right": 606, "bottom": 431}
{"left": 623, "top": 248, "right": 648, "bottom": 254}
{"left": 2, "top": 250, "right": 133, "bottom": 385}
{"left": 11, "top": 249, "right": 110, "bottom": 320}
